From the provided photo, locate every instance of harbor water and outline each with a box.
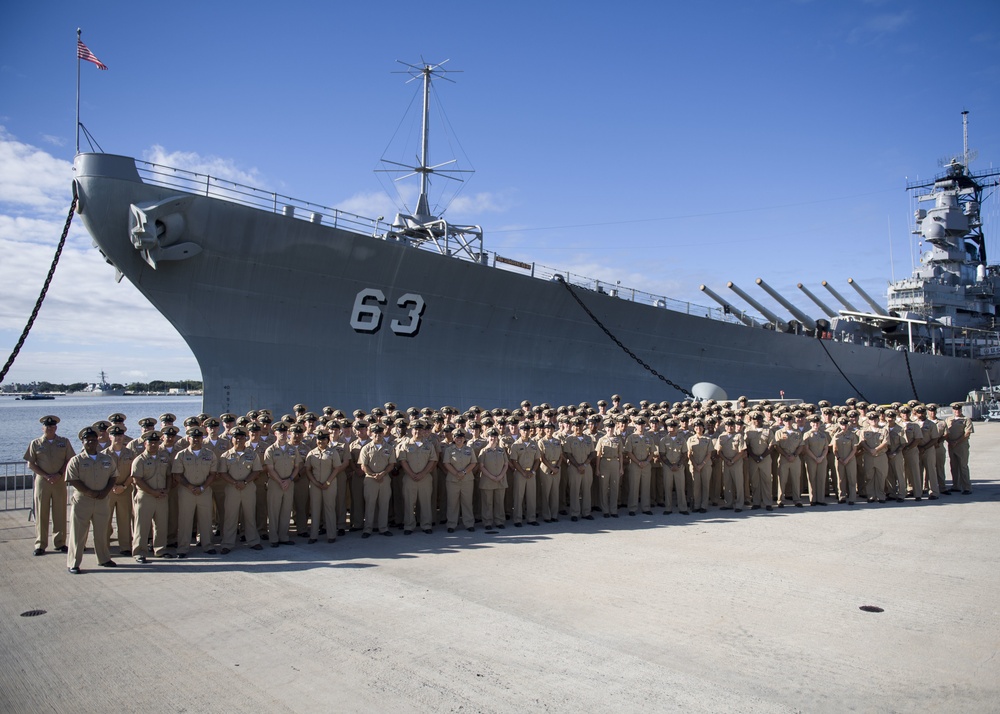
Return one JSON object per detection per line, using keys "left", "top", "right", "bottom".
{"left": 0, "top": 395, "right": 202, "bottom": 463}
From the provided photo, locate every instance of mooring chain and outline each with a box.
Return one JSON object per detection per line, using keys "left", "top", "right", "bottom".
{"left": 0, "top": 188, "right": 77, "bottom": 383}
{"left": 557, "top": 276, "right": 693, "bottom": 399}
{"left": 815, "top": 334, "right": 870, "bottom": 403}
{"left": 901, "top": 347, "right": 920, "bottom": 402}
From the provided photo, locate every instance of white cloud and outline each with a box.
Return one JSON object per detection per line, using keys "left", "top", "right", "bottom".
{"left": 142, "top": 145, "right": 265, "bottom": 188}
{"left": 847, "top": 10, "right": 912, "bottom": 44}
{"left": 334, "top": 190, "right": 399, "bottom": 220}
{"left": 0, "top": 126, "right": 74, "bottom": 214}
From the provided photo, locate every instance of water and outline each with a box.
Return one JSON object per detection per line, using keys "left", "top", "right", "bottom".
{"left": 0, "top": 395, "right": 203, "bottom": 463}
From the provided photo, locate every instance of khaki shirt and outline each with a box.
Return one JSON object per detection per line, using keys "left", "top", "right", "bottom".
{"left": 596, "top": 433, "right": 624, "bottom": 464}
{"left": 264, "top": 443, "right": 300, "bottom": 479}
{"left": 656, "top": 433, "right": 687, "bottom": 466}
{"left": 131, "top": 451, "right": 172, "bottom": 491}
{"left": 306, "top": 446, "right": 342, "bottom": 486}
{"left": 220, "top": 448, "right": 262, "bottom": 482}
{"left": 359, "top": 440, "right": 395, "bottom": 475}
{"left": 479, "top": 445, "right": 508, "bottom": 488}
{"left": 171, "top": 447, "right": 218, "bottom": 486}
{"left": 442, "top": 444, "right": 477, "bottom": 482}
{"left": 66, "top": 452, "right": 115, "bottom": 493}
{"left": 509, "top": 440, "right": 540, "bottom": 471}
{"left": 714, "top": 432, "right": 745, "bottom": 460}
{"left": 398, "top": 439, "right": 437, "bottom": 474}
{"left": 945, "top": 415, "right": 974, "bottom": 442}
{"left": 536, "top": 436, "right": 563, "bottom": 471}
{"left": 104, "top": 443, "right": 139, "bottom": 485}
{"left": 686, "top": 435, "right": 713, "bottom": 465}
{"left": 622, "top": 433, "right": 652, "bottom": 462}
{"left": 24, "top": 435, "right": 75, "bottom": 475}
{"left": 833, "top": 430, "right": 859, "bottom": 461}
{"left": 803, "top": 429, "right": 829, "bottom": 458}
{"left": 744, "top": 427, "right": 773, "bottom": 460}
{"left": 774, "top": 429, "right": 803, "bottom": 458}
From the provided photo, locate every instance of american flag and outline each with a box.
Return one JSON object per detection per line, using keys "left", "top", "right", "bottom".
{"left": 77, "top": 39, "right": 108, "bottom": 70}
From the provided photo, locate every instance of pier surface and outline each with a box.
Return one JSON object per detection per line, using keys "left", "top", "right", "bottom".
{"left": 2, "top": 426, "right": 999, "bottom": 713}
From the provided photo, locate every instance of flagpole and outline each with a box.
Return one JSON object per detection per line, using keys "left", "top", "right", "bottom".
{"left": 75, "top": 28, "right": 81, "bottom": 154}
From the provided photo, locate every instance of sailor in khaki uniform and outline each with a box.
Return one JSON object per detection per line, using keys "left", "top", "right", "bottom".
{"left": 65, "top": 427, "right": 116, "bottom": 573}
{"left": 622, "top": 417, "right": 653, "bottom": 515}
{"left": 24, "top": 415, "right": 74, "bottom": 556}
{"left": 398, "top": 421, "right": 437, "bottom": 534}
{"left": 832, "top": 417, "right": 860, "bottom": 505}
{"left": 686, "top": 420, "right": 714, "bottom": 513}
{"left": 860, "top": 411, "right": 889, "bottom": 502}
{"left": 802, "top": 416, "right": 830, "bottom": 506}
{"left": 508, "top": 423, "right": 540, "bottom": 526}
{"left": 883, "top": 411, "right": 909, "bottom": 502}
{"left": 218, "top": 427, "right": 264, "bottom": 552}
{"left": 478, "top": 429, "right": 509, "bottom": 529}
{"left": 359, "top": 423, "right": 395, "bottom": 537}
{"left": 913, "top": 406, "right": 940, "bottom": 499}
{"left": 130, "top": 431, "right": 174, "bottom": 561}
{"left": 945, "top": 402, "right": 974, "bottom": 493}
{"left": 536, "top": 423, "right": 564, "bottom": 523}
{"left": 264, "top": 422, "right": 298, "bottom": 545}
{"left": 306, "top": 430, "right": 346, "bottom": 543}
{"left": 171, "top": 426, "right": 219, "bottom": 557}
{"left": 898, "top": 406, "right": 924, "bottom": 499}
{"left": 744, "top": 413, "right": 774, "bottom": 510}
{"left": 714, "top": 418, "right": 746, "bottom": 512}
{"left": 348, "top": 421, "right": 371, "bottom": 531}
{"left": 773, "top": 414, "right": 804, "bottom": 507}
{"left": 596, "top": 418, "right": 625, "bottom": 517}
{"left": 103, "top": 424, "right": 136, "bottom": 555}
{"left": 927, "top": 404, "right": 949, "bottom": 494}
{"left": 442, "top": 430, "right": 477, "bottom": 532}
{"left": 656, "top": 420, "right": 689, "bottom": 515}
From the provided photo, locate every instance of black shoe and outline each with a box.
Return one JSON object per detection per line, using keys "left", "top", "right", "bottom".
{"left": 642, "top": 511, "right": 653, "bottom": 515}
{"left": 271, "top": 542, "right": 280, "bottom": 548}
{"left": 962, "top": 490, "right": 972, "bottom": 495}
{"left": 98, "top": 560, "right": 117, "bottom": 568}
{"left": 528, "top": 522, "right": 539, "bottom": 526}
{"left": 680, "top": 511, "right": 690, "bottom": 515}
{"left": 382, "top": 530, "right": 393, "bottom": 537}
{"left": 167, "top": 542, "right": 178, "bottom": 548}
{"left": 559, "top": 510, "right": 568, "bottom": 516}
{"left": 297, "top": 532, "right": 308, "bottom": 538}
{"left": 765, "top": 505, "right": 773, "bottom": 512}
{"left": 604, "top": 513, "right": 611, "bottom": 518}
{"left": 361, "top": 533, "right": 371, "bottom": 539}
{"left": 423, "top": 529, "right": 433, "bottom": 534}
{"left": 734, "top": 509, "right": 742, "bottom": 513}
{"left": 68, "top": 566, "right": 80, "bottom": 574}
{"left": 260, "top": 534, "right": 269, "bottom": 541}
{"left": 583, "top": 515, "right": 594, "bottom": 521}
{"left": 915, "top": 497, "right": 922, "bottom": 501}
{"left": 611, "top": 513, "right": 620, "bottom": 518}
{"left": 134, "top": 555, "right": 147, "bottom": 563}
{"left": 337, "top": 529, "right": 346, "bottom": 537}
{"left": 177, "top": 552, "right": 188, "bottom": 558}
{"left": 720, "top": 506, "right": 733, "bottom": 511}
{"left": 663, "top": 511, "right": 671, "bottom": 516}
{"left": 119, "top": 549, "right": 132, "bottom": 557}
{"left": 403, "top": 531, "right": 413, "bottom": 536}
{"left": 160, "top": 552, "right": 176, "bottom": 559}
{"left": 58, "top": 545, "right": 68, "bottom": 553}
{"left": 571, "top": 516, "right": 578, "bottom": 522}
{"left": 848, "top": 501, "right": 855, "bottom": 505}
{"left": 496, "top": 524, "right": 505, "bottom": 529}
{"left": 514, "top": 522, "right": 523, "bottom": 528}
{"left": 778, "top": 503, "right": 786, "bottom": 508}
{"left": 33, "top": 548, "right": 44, "bottom": 556}
{"left": 240, "top": 535, "right": 246, "bottom": 542}
{"left": 221, "top": 547, "right": 232, "bottom": 554}
{"left": 795, "top": 503, "right": 804, "bottom": 508}
{"left": 751, "top": 505, "right": 760, "bottom": 510}
{"left": 878, "top": 499, "right": 886, "bottom": 504}
{"left": 250, "top": 544, "right": 263, "bottom": 550}
{"left": 308, "top": 538, "right": 318, "bottom": 543}
{"left": 318, "top": 528, "right": 327, "bottom": 536}
{"left": 448, "top": 528, "right": 455, "bottom": 533}
{"left": 328, "top": 538, "right": 336, "bottom": 543}
{"left": 628, "top": 511, "right": 636, "bottom": 516}
{"left": 928, "top": 494, "right": 939, "bottom": 500}
{"left": 896, "top": 498, "right": 905, "bottom": 503}
{"left": 467, "top": 527, "right": 475, "bottom": 532}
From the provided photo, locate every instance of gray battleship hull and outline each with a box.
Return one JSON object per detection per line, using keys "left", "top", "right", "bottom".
{"left": 74, "top": 153, "right": 989, "bottom": 414}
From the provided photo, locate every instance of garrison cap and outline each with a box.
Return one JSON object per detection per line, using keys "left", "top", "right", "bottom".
{"left": 159, "top": 413, "right": 177, "bottom": 423}
{"left": 107, "top": 412, "right": 127, "bottom": 423}
{"left": 93, "top": 420, "right": 111, "bottom": 431}
{"left": 143, "top": 430, "right": 162, "bottom": 442}
{"left": 138, "top": 417, "right": 157, "bottom": 429}
{"left": 186, "top": 426, "right": 205, "bottom": 438}
{"left": 39, "top": 415, "right": 60, "bottom": 426}
{"left": 78, "top": 426, "right": 99, "bottom": 440}
{"left": 162, "top": 425, "right": 180, "bottom": 436}
{"left": 230, "top": 427, "right": 248, "bottom": 438}
{"left": 107, "top": 425, "right": 126, "bottom": 437}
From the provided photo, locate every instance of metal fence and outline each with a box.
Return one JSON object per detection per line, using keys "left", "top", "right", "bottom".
{"left": 1, "top": 461, "right": 33, "bottom": 514}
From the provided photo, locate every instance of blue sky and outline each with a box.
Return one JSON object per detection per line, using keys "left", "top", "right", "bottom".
{"left": 1, "top": 0, "right": 999, "bottom": 385}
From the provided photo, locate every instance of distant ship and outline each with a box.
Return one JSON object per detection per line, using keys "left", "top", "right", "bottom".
{"left": 70, "top": 371, "right": 125, "bottom": 397}
{"left": 18, "top": 392, "right": 56, "bottom": 401}
{"left": 72, "top": 63, "right": 1000, "bottom": 414}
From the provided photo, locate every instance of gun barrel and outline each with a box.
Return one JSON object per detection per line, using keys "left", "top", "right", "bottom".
{"left": 755, "top": 278, "right": 816, "bottom": 330}
{"left": 727, "top": 282, "right": 789, "bottom": 331}
{"left": 822, "top": 281, "right": 859, "bottom": 312}
{"left": 847, "top": 278, "right": 889, "bottom": 316}
{"left": 797, "top": 284, "right": 837, "bottom": 318}
{"left": 699, "top": 285, "right": 758, "bottom": 327}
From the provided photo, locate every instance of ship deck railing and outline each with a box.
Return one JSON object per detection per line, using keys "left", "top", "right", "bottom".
{"left": 0, "top": 462, "right": 32, "bottom": 514}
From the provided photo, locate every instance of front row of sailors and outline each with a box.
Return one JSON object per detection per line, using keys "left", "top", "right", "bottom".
{"left": 24, "top": 398, "right": 976, "bottom": 573}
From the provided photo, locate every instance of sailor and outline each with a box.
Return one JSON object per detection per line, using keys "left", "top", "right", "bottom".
{"left": 202, "top": 417, "right": 231, "bottom": 535}
{"left": 398, "top": 421, "right": 437, "bottom": 535}
{"left": 305, "top": 429, "right": 346, "bottom": 543}
{"left": 24, "top": 415, "right": 74, "bottom": 556}
{"left": 92, "top": 420, "right": 112, "bottom": 450}
{"left": 884, "top": 411, "right": 908, "bottom": 502}
{"left": 537, "top": 422, "right": 564, "bottom": 523}
{"left": 622, "top": 416, "right": 653, "bottom": 516}
{"left": 744, "top": 413, "right": 774, "bottom": 511}
{"left": 714, "top": 418, "right": 746, "bottom": 512}
{"left": 348, "top": 420, "right": 371, "bottom": 531}
{"left": 172, "top": 426, "right": 219, "bottom": 557}
{"left": 913, "top": 406, "right": 940, "bottom": 500}
{"left": 802, "top": 416, "right": 830, "bottom": 506}
{"left": 860, "top": 411, "right": 890, "bottom": 503}
{"left": 220, "top": 413, "right": 238, "bottom": 438}
{"left": 65, "top": 427, "right": 116, "bottom": 573}
{"left": 508, "top": 422, "right": 540, "bottom": 527}
{"left": 159, "top": 413, "right": 177, "bottom": 431}
{"left": 104, "top": 424, "right": 136, "bottom": 556}
{"left": 596, "top": 418, "right": 626, "bottom": 517}
{"left": 159, "top": 424, "right": 182, "bottom": 547}
{"left": 442, "top": 430, "right": 477, "bottom": 532}
{"left": 656, "top": 419, "right": 689, "bottom": 515}
{"left": 773, "top": 414, "right": 804, "bottom": 507}
{"left": 263, "top": 422, "right": 298, "bottom": 546}
{"left": 128, "top": 417, "right": 158, "bottom": 453}
{"left": 478, "top": 428, "right": 509, "bottom": 529}
{"left": 218, "top": 427, "right": 264, "bottom": 553}
{"left": 130, "top": 431, "right": 174, "bottom": 562}
{"left": 832, "top": 417, "right": 860, "bottom": 505}
{"left": 686, "top": 419, "right": 714, "bottom": 513}
{"left": 945, "top": 402, "right": 974, "bottom": 494}
{"left": 359, "top": 423, "right": 395, "bottom": 537}
{"left": 926, "top": 404, "right": 948, "bottom": 495}
{"left": 898, "top": 406, "right": 924, "bottom": 500}
{"left": 288, "top": 424, "right": 312, "bottom": 537}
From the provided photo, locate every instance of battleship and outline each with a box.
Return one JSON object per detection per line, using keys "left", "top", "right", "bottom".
{"left": 72, "top": 63, "right": 1000, "bottom": 414}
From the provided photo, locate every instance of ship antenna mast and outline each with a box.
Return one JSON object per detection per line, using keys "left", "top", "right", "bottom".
{"left": 962, "top": 109, "right": 969, "bottom": 167}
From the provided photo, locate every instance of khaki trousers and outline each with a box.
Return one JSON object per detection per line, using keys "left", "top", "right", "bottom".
{"left": 480, "top": 485, "right": 506, "bottom": 527}
{"left": 223, "top": 482, "right": 259, "bottom": 549}
{"left": 402, "top": 475, "right": 433, "bottom": 531}
{"left": 626, "top": 462, "right": 650, "bottom": 512}
{"left": 512, "top": 471, "right": 537, "bottom": 524}
{"left": 948, "top": 441, "right": 971, "bottom": 492}
{"left": 363, "top": 477, "right": 391, "bottom": 534}
{"left": 107, "top": 486, "right": 133, "bottom": 552}
{"left": 177, "top": 487, "right": 214, "bottom": 553}
{"left": 836, "top": 459, "right": 858, "bottom": 503}
{"left": 309, "top": 482, "right": 338, "bottom": 540}
{"left": 538, "top": 465, "right": 561, "bottom": 521}
{"left": 267, "top": 481, "right": 294, "bottom": 542}
{"left": 804, "top": 456, "right": 826, "bottom": 504}
{"left": 777, "top": 455, "right": 803, "bottom": 505}
{"left": 662, "top": 463, "right": 687, "bottom": 512}
{"left": 67, "top": 493, "right": 111, "bottom": 568}
{"left": 132, "top": 491, "right": 169, "bottom": 556}
{"left": 597, "top": 460, "right": 621, "bottom": 515}
{"left": 446, "top": 478, "right": 474, "bottom": 529}
{"left": 33, "top": 476, "right": 67, "bottom": 550}
{"left": 723, "top": 462, "right": 744, "bottom": 509}
{"left": 748, "top": 456, "right": 774, "bottom": 507}
{"left": 864, "top": 453, "right": 889, "bottom": 500}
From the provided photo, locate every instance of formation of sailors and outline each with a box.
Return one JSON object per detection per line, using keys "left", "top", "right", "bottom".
{"left": 22, "top": 394, "right": 976, "bottom": 574}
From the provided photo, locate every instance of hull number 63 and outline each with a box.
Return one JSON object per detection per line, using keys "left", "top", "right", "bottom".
{"left": 350, "top": 288, "right": 426, "bottom": 336}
